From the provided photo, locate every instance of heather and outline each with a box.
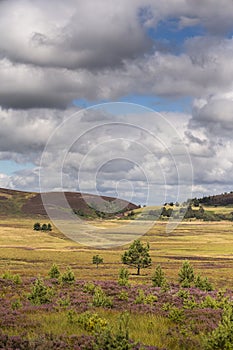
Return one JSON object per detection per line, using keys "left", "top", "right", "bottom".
{"left": 0, "top": 270, "right": 232, "bottom": 349}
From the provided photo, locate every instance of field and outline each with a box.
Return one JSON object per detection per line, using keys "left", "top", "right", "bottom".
{"left": 1, "top": 216, "right": 233, "bottom": 349}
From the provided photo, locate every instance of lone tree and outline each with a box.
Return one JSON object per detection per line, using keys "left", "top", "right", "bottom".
{"left": 121, "top": 239, "right": 151, "bottom": 275}
{"left": 92, "top": 254, "right": 103, "bottom": 268}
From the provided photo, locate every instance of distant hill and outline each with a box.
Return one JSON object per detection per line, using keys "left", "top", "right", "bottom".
{"left": 193, "top": 192, "right": 233, "bottom": 206}
{"left": 0, "top": 188, "right": 138, "bottom": 218}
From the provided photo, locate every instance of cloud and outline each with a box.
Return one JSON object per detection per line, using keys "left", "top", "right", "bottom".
{"left": 0, "top": 0, "right": 233, "bottom": 203}
{"left": 0, "top": 0, "right": 151, "bottom": 70}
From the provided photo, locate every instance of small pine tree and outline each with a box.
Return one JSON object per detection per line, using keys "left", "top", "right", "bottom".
{"left": 33, "top": 222, "right": 41, "bottom": 231}
{"left": 28, "top": 277, "right": 53, "bottom": 305}
{"left": 178, "top": 260, "right": 195, "bottom": 287}
{"left": 92, "top": 255, "right": 103, "bottom": 268}
{"left": 61, "top": 267, "right": 75, "bottom": 284}
{"left": 48, "top": 263, "right": 60, "bottom": 279}
{"left": 121, "top": 240, "right": 151, "bottom": 275}
{"left": 152, "top": 264, "right": 167, "bottom": 287}
{"left": 194, "top": 274, "right": 213, "bottom": 291}
{"left": 118, "top": 267, "right": 130, "bottom": 286}
{"left": 41, "top": 223, "right": 48, "bottom": 231}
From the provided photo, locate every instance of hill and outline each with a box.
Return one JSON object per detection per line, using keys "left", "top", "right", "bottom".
{"left": 193, "top": 192, "right": 233, "bottom": 206}
{"left": 0, "top": 188, "right": 138, "bottom": 218}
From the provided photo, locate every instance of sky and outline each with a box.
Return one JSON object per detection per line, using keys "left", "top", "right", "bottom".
{"left": 0, "top": 0, "right": 233, "bottom": 205}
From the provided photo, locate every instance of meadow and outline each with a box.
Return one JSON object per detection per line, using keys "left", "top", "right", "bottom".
{"left": 1, "top": 216, "right": 233, "bottom": 349}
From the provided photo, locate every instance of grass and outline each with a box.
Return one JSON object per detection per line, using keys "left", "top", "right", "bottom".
{"left": 0, "top": 217, "right": 233, "bottom": 287}
{"left": 29, "top": 309, "right": 181, "bottom": 349}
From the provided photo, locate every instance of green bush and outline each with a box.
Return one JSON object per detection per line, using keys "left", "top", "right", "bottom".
{"left": 92, "top": 286, "right": 113, "bottom": 308}
{"left": 1, "top": 272, "right": 22, "bottom": 284}
{"left": 48, "top": 263, "right": 61, "bottom": 279}
{"left": 83, "top": 281, "right": 96, "bottom": 294}
{"left": 194, "top": 274, "right": 213, "bottom": 291}
{"left": 134, "top": 289, "right": 145, "bottom": 304}
{"left": 152, "top": 264, "right": 167, "bottom": 287}
{"left": 178, "top": 260, "right": 195, "bottom": 287}
{"left": 28, "top": 277, "right": 53, "bottom": 305}
{"left": 205, "top": 305, "right": 233, "bottom": 349}
{"left": 168, "top": 306, "right": 185, "bottom": 323}
{"left": 134, "top": 289, "right": 158, "bottom": 305}
{"left": 11, "top": 299, "right": 22, "bottom": 310}
{"left": 118, "top": 291, "right": 129, "bottom": 301}
{"left": 118, "top": 267, "right": 130, "bottom": 286}
{"left": 61, "top": 267, "right": 75, "bottom": 284}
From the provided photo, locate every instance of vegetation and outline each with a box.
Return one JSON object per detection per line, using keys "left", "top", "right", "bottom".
{"left": 92, "top": 254, "right": 104, "bottom": 268}
{"left": 178, "top": 260, "right": 195, "bottom": 287}
{"left": 33, "top": 222, "right": 52, "bottom": 231}
{"left": 1, "top": 216, "right": 233, "bottom": 348}
{"left": 121, "top": 240, "right": 152, "bottom": 275}
{"left": 118, "top": 267, "right": 130, "bottom": 286}
{"left": 152, "top": 264, "right": 167, "bottom": 287}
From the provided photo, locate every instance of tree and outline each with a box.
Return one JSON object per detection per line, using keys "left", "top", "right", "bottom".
{"left": 152, "top": 264, "right": 167, "bottom": 287}
{"left": 47, "top": 223, "right": 52, "bottom": 231}
{"left": 41, "top": 223, "right": 48, "bottom": 231}
{"left": 121, "top": 239, "right": 151, "bottom": 275}
{"left": 178, "top": 260, "right": 195, "bottom": 287}
{"left": 92, "top": 255, "right": 103, "bottom": 268}
{"left": 118, "top": 267, "right": 130, "bottom": 286}
{"left": 48, "top": 263, "right": 60, "bottom": 279}
{"left": 33, "top": 222, "right": 41, "bottom": 231}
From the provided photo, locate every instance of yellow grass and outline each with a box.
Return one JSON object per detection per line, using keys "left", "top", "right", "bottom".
{"left": 0, "top": 217, "right": 233, "bottom": 287}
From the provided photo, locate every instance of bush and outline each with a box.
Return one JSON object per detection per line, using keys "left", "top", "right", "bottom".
{"left": 28, "top": 277, "right": 53, "bottom": 305}
{"left": 48, "top": 263, "right": 61, "bottom": 279}
{"left": 61, "top": 267, "right": 75, "bottom": 284}
{"left": 92, "top": 286, "right": 113, "bottom": 308}
{"left": 134, "top": 289, "right": 158, "bottom": 305}
{"left": 118, "top": 267, "right": 130, "bottom": 286}
{"left": 152, "top": 264, "right": 167, "bottom": 287}
{"left": 78, "top": 311, "right": 108, "bottom": 333}
{"left": 168, "top": 307, "right": 185, "bottom": 323}
{"left": 83, "top": 281, "right": 96, "bottom": 294}
{"left": 194, "top": 274, "right": 213, "bottom": 291}
{"left": 205, "top": 305, "right": 233, "bottom": 349}
{"left": 178, "top": 260, "right": 195, "bottom": 287}
{"left": 1, "top": 271, "right": 22, "bottom": 284}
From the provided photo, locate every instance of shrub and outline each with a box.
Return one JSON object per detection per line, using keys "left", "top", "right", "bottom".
{"left": 78, "top": 311, "right": 108, "bottom": 333}
{"left": 134, "top": 289, "right": 145, "bottom": 304}
{"left": 11, "top": 299, "right": 22, "bottom": 310}
{"left": 61, "top": 267, "right": 75, "bottom": 284}
{"left": 205, "top": 305, "right": 233, "bottom": 349}
{"left": 152, "top": 264, "right": 167, "bottom": 287}
{"left": 194, "top": 274, "right": 213, "bottom": 291}
{"left": 134, "top": 289, "right": 158, "bottom": 305}
{"left": 92, "top": 286, "right": 113, "bottom": 308}
{"left": 48, "top": 263, "right": 61, "bottom": 279}
{"left": 28, "top": 277, "right": 53, "bottom": 305}
{"left": 118, "top": 267, "right": 130, "bottom": 286}
{"left": 118, "top": 291, "right": 129, "bottom": 301}
{"left": 178, "top": 260, "right": 195, "bottom": 287}
{"left": 1, "top": 272, "right": 22, "bottom": 284}
{"left": 83, "top": 281, "right": 96, "bottom": 294}
{"left": 168, "top": 307, "right": 185, "bottom": 323}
